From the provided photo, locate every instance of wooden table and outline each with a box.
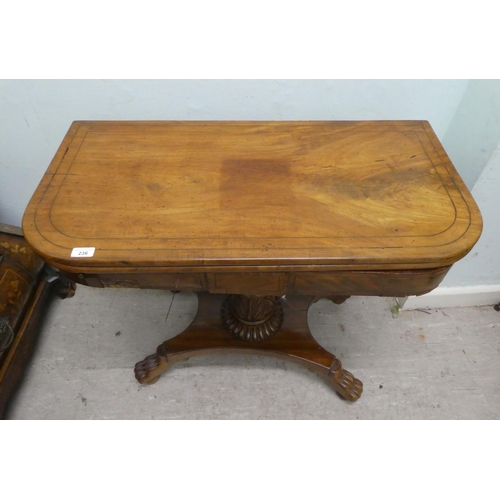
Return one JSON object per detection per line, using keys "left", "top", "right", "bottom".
{"left": 22, "top": 121, "right": 482, "bottom": 402}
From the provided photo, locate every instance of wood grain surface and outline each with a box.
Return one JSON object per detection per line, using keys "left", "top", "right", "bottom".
{"left": 23, "top": 121, "right": 482, "bottom": 273}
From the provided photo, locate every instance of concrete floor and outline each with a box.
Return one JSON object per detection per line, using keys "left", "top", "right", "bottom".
{"left": 5, "top": 286, "right": 500, "bottom": 419}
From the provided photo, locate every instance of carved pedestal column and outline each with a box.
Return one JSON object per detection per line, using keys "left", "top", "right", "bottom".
{"left": 221, "top": 295, "right": 283, "bottom": 341}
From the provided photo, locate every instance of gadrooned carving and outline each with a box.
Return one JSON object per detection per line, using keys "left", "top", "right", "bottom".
{"left": 221, "top": 295, "right": 283, "bottom": 341}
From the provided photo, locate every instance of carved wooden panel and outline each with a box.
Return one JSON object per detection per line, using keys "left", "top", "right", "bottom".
{"left": 0, "top": 232, "right": 44, "bottom": 327}
{"left": 0, "top": 225, "right": 55, "bottom": 417}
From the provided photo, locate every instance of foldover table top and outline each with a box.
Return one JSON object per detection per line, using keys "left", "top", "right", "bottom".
{"left": 23, "top": 120, "right": 482, "bottom": 273}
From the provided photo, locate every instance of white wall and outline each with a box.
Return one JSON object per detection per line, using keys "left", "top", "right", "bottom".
{"left": 442, "top": 80, "right": 500, "bottom": 190}
{"left": 0, "top": 79, "right": 468, "bottom": 227}
{"left": 435, "top": 80, "right": 500, "bottom": 288}
{"left": 440, "top": 144, "right": 500, "bottom": 287}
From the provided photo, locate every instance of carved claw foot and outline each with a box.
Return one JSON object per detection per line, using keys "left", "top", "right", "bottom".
{"left": 134, "top": 344, "right": 172, "bottom": 384}
{"left": 327, "top": 359, "right": 363, "bottom": 402}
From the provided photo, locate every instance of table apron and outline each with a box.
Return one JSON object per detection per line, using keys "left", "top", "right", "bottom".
{"left": 70, "top": 266, "right": 450, "bottom": 298}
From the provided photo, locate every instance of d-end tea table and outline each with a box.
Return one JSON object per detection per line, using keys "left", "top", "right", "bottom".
{"left": 22, "top": 121, "right": 482, "bottom": 402}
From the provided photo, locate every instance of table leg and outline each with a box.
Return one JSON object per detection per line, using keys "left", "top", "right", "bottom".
{"left": 134, "top": 292, "right": 363, "bottom": 402}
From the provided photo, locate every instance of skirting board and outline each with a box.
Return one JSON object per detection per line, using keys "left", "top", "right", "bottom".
{"left": 402, "top": 285, "right": 500, "bottom": 310}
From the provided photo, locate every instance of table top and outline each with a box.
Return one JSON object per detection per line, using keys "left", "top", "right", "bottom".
{"left": 23, "top": 120, "right": 482, "bottom": 273}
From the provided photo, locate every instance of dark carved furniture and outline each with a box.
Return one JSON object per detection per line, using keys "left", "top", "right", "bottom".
{"left": 22, "top": 121, "right": 482, "bottom": 402}
{"left": 0, "top": 223, "right": 74, "bottom": 418}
